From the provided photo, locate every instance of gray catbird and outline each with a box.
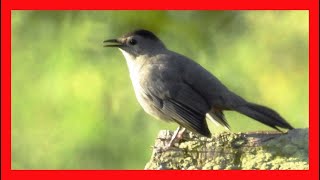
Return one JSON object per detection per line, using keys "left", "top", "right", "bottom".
{"left": 104, "top": 29, "right": 294, "bottom": 146}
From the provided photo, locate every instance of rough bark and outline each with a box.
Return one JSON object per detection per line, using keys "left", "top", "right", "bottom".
{"left": 145, "top": 128, "right": 308, "bottom": 170}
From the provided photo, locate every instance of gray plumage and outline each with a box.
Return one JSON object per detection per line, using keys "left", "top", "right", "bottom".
{"left": 104, "top": 29, "right": 294, "bottom": 138}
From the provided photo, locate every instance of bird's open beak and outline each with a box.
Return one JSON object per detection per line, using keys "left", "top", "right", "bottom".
{"left": 103, "top": 39, "right": 124, "bottom": 47}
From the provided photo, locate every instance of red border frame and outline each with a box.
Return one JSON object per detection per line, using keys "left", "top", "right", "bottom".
{"left": 1, "top": 0, "right": 319, "bottom": 180}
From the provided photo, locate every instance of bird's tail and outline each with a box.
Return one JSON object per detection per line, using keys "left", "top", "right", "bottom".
{"left": 234, "top": 102, "right": 294, "bottom": 131}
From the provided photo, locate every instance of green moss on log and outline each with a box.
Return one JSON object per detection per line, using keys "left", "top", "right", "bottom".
{"left": 145, "top": 128, "right": 308, "bottom": 170}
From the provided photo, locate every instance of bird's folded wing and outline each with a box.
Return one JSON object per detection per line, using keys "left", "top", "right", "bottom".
{"left": 145, "top": 83, "right": 211, "bottom": 137}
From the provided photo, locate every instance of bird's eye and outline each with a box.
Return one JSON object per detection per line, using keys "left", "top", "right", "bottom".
{"left": 129, "top": 39, "right": 137, "bottom": 45}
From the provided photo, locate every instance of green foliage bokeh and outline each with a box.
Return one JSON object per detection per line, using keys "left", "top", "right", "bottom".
{"left": 12, "top": 10, "right": 308, "bottom": 169}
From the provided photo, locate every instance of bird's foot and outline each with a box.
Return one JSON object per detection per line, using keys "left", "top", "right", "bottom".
{"left": 165, "top": 127, "right": 186, "bottom": 148}
{"left": 153, "top": 127, "right": 186, "bottom": 153}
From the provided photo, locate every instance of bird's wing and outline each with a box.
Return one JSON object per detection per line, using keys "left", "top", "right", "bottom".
{"left": 179, "top": 53, "right": 247, "bottom": 109}
{"left": 141, "top": 64, "right": 212, "bottom": 137}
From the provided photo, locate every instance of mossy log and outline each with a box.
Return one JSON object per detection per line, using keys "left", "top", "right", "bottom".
{"left": 145, "top": 128, "right": 308, "bottom": 170}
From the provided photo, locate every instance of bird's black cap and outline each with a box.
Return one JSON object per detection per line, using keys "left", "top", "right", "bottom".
{"left": 122, "top": 29, "right": 160, "bottom": 41}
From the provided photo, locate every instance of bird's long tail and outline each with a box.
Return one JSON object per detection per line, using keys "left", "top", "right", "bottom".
{"left": 234, "top": 102, "right": 294, "bottom": 131}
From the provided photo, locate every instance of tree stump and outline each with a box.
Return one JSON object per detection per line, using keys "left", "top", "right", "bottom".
{"left": 145, "top": 128, "right": 308, "bottom": 170}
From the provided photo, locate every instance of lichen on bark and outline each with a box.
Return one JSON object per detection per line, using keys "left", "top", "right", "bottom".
{"left": 145, "top": 128, "right": 308, "bottom": 170}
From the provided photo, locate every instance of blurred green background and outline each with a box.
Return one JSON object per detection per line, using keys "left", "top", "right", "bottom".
{"left": 11, "top": 10, "right": 308, "bottom": 169}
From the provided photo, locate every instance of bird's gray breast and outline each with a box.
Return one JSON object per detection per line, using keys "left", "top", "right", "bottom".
{"left": 126, "top": 58, "right": 174, "bottom": 121}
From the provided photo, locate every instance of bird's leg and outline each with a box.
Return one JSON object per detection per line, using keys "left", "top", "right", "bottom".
{"left": 177, "top": 127, "right": 186, "bottom": 139}
{"left": 167, "top": 126, "right": 185, "bottom": 147}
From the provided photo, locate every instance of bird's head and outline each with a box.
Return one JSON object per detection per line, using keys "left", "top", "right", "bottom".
{"left": 103, "top": 29, "right": 166, "bottom": 58}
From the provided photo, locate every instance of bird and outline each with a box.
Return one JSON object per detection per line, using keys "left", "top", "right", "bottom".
{"left": 103, "top": 29, "right": 294, "bottom": 147}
